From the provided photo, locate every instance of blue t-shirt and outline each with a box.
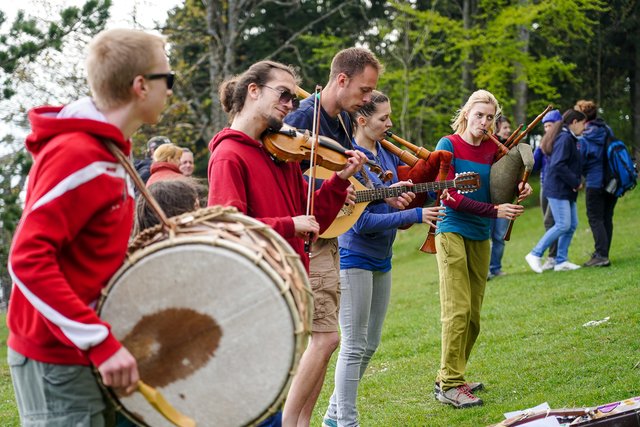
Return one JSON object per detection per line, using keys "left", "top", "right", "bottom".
{"left": 338, "top": 140, "right": 422, "bottom": 270}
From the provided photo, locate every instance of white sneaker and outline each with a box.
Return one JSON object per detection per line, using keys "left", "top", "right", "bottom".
{"left": 554, "top": 261, "right": 581, "bottom": 271}
{"left": 541, "top": 257, "right": 556, "bottom": 271}
{"left": 525, "top": 253, "right": 543, "bottom": 273}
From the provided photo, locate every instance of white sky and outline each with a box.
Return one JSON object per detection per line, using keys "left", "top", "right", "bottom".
{"left": 2, "top": 0, "right": 183, "bottom": 31}
{"left": 0, "top": 0, "right": 183, "bottom": 147}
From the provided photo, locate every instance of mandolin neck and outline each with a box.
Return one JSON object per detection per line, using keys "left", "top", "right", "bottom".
{"left": 355, "top": 179, "right": 456, "bottom": 203}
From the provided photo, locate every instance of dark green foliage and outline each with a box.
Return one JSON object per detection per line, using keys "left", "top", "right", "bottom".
{"left": 0, "top": 0, "right": 111, "bottom": 99}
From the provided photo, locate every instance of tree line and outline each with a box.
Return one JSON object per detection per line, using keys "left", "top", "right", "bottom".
{"left": 1, "top": 0, "right": 638, "bottom": 302}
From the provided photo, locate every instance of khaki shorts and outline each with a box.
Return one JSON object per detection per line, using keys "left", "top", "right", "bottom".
{"left": 309, "top": 238, "right": 341, "bottom": 332}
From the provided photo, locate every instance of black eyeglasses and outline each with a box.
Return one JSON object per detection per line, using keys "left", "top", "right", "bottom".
{"left": 262, "top": 85, "right": 300, "bottom": 109}
{"left": 143, "top": 72, "right": 175, "bottom": 90}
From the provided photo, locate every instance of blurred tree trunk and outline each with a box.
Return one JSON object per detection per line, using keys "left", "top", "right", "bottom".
{"left": 513, "top": 0, "right": 529, "bottom": 125}
{"left": 461, "top": 0, "right": 473, "bottom": 96}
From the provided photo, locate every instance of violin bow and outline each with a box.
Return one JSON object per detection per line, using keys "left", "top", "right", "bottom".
{"left": 305, "top": 85, "right": 323, "bottom": 253}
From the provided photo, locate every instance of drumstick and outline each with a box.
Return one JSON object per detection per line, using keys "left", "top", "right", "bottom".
{"left": 138, "top": 380, "right": 196, "bottom": 427}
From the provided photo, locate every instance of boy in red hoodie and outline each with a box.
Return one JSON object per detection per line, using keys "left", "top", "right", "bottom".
{"left": 7, "top": 28, "right": 173, "bottom": 425}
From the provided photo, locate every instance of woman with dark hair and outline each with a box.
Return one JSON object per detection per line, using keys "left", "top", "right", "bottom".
{"left": 322, "top": 91, "right": 444, "bottom": 427}
{"left": 575, "top": 99, "right": 616, "bottom": 267}
{"left": 525, "top": 109, "right": 587, "bottom": 273}
{"left": 134, "top": 179, "right": 201, "bottom": 234}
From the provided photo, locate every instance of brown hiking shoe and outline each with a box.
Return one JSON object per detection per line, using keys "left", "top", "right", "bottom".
{"left": 434, "top": 381, "right": 484, "bottom": 397}
{"left": 436, "top": 384, "right": 483, "bottom": 408}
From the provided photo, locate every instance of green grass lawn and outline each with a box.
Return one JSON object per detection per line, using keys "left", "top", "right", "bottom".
{"left": 1, "top": 178, "right": 638, "bottom": 426}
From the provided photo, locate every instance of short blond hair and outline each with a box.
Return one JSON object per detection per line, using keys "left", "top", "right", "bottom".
{"left": 86, "top": 28, "right": 166, "bottom": 109}
{"left": 153, "top": 143, "right": 183, "bottom": 164}
{"left": 451, "top": 89, "right": 502, "bottom": 135}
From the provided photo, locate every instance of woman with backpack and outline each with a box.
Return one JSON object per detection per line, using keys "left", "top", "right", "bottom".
{"left": 525, "top": 109, "right": 587, "bottom": 273}
{"left": 574, "top": 100, "right": 616, "bottom": 267}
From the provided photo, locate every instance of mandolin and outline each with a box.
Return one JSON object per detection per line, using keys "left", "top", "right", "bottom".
{"left": 314, "top": 167, "right": 480, "bottom": 238}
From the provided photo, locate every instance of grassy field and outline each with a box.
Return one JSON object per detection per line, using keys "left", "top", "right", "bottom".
{"left": 1, "top": 177, "right": 638, "bottom": 426}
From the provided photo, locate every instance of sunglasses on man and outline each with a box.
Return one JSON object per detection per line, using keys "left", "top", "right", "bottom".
{"left": 141, "top": 72, "right": 176, "bottom": 90}
{"left": 262, "top": 85, "right": 300, "bottom": 110}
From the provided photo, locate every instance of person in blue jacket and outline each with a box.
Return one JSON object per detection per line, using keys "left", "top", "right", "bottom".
{"left": 526, "top": 109, "right": 587, "bottom": 273}
{"left": 575, "top": 99, "right": 616, "bottom": 267}
{"left": 533, "top": 109, "right": 563, "bottom": 270}
{"left": 322, "top": 91, "right": 445, "bottom": 427}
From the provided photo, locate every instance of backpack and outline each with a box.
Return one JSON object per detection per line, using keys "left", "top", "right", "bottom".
{"left": 604, "top": 136, "right": 638, "bottom": 197}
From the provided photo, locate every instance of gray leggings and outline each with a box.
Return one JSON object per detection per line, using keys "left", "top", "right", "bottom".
{"left": 325, "top": 268, "right": 392, "bottom": 427}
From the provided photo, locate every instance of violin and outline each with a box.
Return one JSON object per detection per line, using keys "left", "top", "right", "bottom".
{"left": 262, "top": 126, "right": 389, "bottom": 179}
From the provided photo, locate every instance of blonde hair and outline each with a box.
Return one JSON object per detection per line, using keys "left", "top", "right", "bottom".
{"left": 153, "top": 143, "right": 183, "bottom": 164}
{"left": 451, "top": 90, "right": 502, "bottom": 135}
{"left": 86, "top": 28, "right": 166, "bottom": 109}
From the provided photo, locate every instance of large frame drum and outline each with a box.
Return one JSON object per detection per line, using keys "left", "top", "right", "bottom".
{"left": 98, "top": 207, "right": 312, "bottom": 427}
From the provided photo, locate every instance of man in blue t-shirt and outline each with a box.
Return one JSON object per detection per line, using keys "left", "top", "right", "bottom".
{"left": 282, "top": 47, "right": 382, "bottom": 427}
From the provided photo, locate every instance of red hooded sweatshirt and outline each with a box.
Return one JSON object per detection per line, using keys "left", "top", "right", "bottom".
{"left": 7, "top": 102, "right": 134, "bottom": 367}
{"left": 207, "top": 128, "right": 350, "bottom": 271}
{"left": 146, "top": 161, "right": 184, "bottom": 187}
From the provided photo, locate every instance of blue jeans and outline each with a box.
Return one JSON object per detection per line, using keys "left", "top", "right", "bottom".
{"left": 325, "top": 268, "right": 392, "bottom": 427}
{"left": 531, "top": 197, "right": 578, "bottom": 264}
{"left": 489, "top": 218, "right": 510, "bottom": 274}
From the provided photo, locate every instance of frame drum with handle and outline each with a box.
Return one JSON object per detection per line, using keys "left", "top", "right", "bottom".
{"left": 97, "top": 206, "right": 312, "bottom": 427}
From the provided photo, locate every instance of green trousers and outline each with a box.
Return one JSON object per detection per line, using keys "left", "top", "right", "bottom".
{"left": 435, "top": 232, "right": 490, "bottom": 390}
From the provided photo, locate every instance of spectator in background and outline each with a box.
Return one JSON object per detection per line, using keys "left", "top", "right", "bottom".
{"left": 526, "top": 109, "right": 587, "bottom": 273}
{"left": 180, "top": 147, "right": 195, "bottom": 177}
{"left": 533, "top": 109, "right": 562, "bottom": 271}
{"left": 488, "top": 115, "right": 512, "bottom": 279}
{"left": 575, "top": 100, "right": 615, "bottom": 267}
{"left": 135, "top": 135, "right": 170, "bottom": 183}
{"left": 134, "top": 180, "right": 201, "bottom": 235}
{"left": 146, "top": 143, "right": 184, "bottom": 186}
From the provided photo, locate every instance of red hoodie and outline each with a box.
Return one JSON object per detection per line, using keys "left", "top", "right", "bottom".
{"left": 7, "top": 105, "right": 134, "bottom": 367}
{"left": 146, "top": 161, "right": 184, "bottom": 187}
{"left": 207, "top": 128, "right": 350, "bottom": 271}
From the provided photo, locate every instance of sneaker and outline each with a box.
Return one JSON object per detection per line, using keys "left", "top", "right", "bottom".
{"left": 436, "top": 384, "right": 483, "bottom": 408}
{"left": 554, "top": 261, "right": 581, "bottom": 271}
{"left": 525, "top": 253, "right": 543, "bottom": 273}
{"left": 541, "top": 257, "right": 556, "bottom": 271}
{"left": 322, "top": 417, "right": 337, "bottom": 427}
{"left": 434, "top": 381, "right": 484, "bottom": 396}
{"left": 583, "top": 256, "right": 610, "bottom": 267}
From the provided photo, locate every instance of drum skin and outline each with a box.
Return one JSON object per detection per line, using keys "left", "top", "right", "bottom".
{"left": 490, "top": 144, "right": 534, "bottom": 204}
{"left": 98, "top": 207, "right": 312, "bottom": 427}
